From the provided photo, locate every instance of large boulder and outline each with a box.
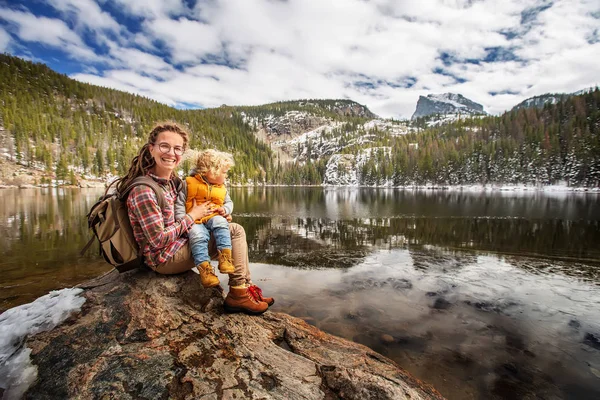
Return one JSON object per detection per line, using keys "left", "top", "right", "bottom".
{"left": 23, "top": 269, "right": 445, "bottom": 399}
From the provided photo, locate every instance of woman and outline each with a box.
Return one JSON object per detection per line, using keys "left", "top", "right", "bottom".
{"left": 116, "top": 121, "right": 273, "bottom": 315}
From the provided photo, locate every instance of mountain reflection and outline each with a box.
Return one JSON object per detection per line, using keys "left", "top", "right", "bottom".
{"left": 237, "top": 215, "right": 600, "bottom": 275}
{"left": 1, "top": 187, "right": 599, "bottom": 311}
{"left": 1, "top": 187, "right": 599, "bottom": 399}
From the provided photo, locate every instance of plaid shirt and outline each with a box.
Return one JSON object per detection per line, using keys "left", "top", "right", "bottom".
{"left": 127, "top": 173, "right": 194, "bottom": 268}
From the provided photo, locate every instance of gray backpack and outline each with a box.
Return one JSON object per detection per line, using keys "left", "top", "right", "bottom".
{"left": 81, "top": 176, "right": 167, "bottom": 272}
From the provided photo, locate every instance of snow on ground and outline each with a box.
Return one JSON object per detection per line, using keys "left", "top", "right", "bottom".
{"left": 362, "top": 119, "right": 409, "bottom": 136}
{"left": 448, "top": 184, "right": 600, "bottom": 193}
{"left": 320, "top": 182, "right": 600, "bottom": 193}
{"left": 289, "top": 122, "right": 343, "bottom": 146}
{"left": 0, "top": 288, "right": 86, "bottom": 400}
{"left": 426, "top": 113, "right": 462, "bottom": 127}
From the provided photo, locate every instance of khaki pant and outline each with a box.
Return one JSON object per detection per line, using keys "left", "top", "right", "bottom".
{"left": 150, "top": 222, "right": 251, "bottom": 287}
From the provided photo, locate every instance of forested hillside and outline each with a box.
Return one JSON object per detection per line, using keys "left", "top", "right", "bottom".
{"left": 0, "top": 54, "right": 273, "bottom": 183}
{"left": 1, "top": 54, "right": 598, "bottom": 187}
{"left": 250, "top": 89, "right": 599, "bottom": 186}
{"left": 371, "top": 91, "right": 600, "bottom": 186}
{"left": 234, "top": 99, "right": 376, "bottom": 121}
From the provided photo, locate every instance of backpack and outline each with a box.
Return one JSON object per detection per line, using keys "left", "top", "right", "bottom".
{"left": 81, "top": 176, "right": 169, "bottom": 273}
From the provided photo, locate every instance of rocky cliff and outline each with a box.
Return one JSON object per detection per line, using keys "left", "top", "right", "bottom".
{"left": 22, "top": 269, "right": 445, "bottom": 399}
{"left": 411, "top": 93, "right": 486, "bottom": 120}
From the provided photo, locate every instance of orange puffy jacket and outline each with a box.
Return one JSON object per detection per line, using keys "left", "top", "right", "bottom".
{"left": 185, "top": 175, "right": 228, "bottom": 224}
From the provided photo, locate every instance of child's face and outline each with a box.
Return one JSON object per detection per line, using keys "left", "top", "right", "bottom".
{"left": 205, "top": 167, "right": 229, "bottom": 185}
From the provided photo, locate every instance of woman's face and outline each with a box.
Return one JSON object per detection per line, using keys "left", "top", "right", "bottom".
{"left": 149, "top": 130, "right": 185, "bottom": 178}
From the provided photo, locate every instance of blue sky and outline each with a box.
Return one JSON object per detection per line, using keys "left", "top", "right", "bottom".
{"left": 1, "top": 0, "right": 599, "bottom": 118}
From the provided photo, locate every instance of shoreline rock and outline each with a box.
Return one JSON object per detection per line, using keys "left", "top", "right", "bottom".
{"left": 23, "top": 269, "right": 445, "bottom": 399}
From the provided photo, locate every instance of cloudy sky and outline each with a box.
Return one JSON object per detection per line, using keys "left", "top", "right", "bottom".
{"left": 1, "top": 0, "right": 598, "bottom": 119}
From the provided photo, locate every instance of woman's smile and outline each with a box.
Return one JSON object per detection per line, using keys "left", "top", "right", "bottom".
{"left": 150, "top": 130, "right": 184, "bottom": 178}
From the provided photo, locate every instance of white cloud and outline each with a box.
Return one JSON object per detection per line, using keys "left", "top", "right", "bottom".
{"left": 112, "top": 0, "right": 187, "bottom": 19}
{"left": 72, "top": 70, "right": 178, "bottom": 105}
{"left": 0, "top": 8, "right": 101, "bottom": 62}
{"left": 106, "top": 45, "right": 175, "bottom": 79}
{"left": 0, "top": 26, "right": 10, "bottom": 52}
{"left": 132, "top": 32, "right": 157, "bottom": 51}
{"left": 514, "top": 0, "right": 599, "bottom": 60}
{"left": 144, "top": 17, "right": 222, "bottom": 64}
{"left": 5, "top": 0, "right": 600, "bottom": 118}
{"left": 45, "top": 0, "right": 121, "bottom": 33}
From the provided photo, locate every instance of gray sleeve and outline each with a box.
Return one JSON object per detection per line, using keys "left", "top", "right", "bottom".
{"left": 174, "top": 180, "right": 188, "bottom": 221}
{"left": 223, "top": 190, "right": 233, "bottom": 215}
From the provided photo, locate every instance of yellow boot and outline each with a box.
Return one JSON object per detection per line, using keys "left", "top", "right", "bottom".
{"left": 198, "top": 261, "right": 220, "bottom": 288}
{"left": 217, "top": 248, "right": 235, "bottom": 274}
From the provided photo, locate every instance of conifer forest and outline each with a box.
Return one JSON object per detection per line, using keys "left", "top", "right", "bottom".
{"left": 0, "top": 54, "right": 598, "bottom": 187}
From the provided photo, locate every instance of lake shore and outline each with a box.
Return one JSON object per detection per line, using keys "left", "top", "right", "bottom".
{"left": 2, "top": 157, "right": 598, "bottom": 192}
{"left": 2, "top": 186, "right": 599, "bottom": 399}
{"left": 1, "top": 180, "right": 598, "bottom": 193}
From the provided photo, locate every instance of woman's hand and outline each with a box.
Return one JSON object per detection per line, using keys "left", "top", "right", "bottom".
{"left": 187, "top": 199, "right": 213, "bottom": 221}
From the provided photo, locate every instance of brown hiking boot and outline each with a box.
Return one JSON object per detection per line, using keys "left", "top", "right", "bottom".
{"left": 217, "top": 248, "right": 235, "bottom": 274}
{"left": 224, "top": 287, "right": 268, "bottom": 315}
{"left": 248, "top": 285, "right": 275, "bottom": 306}
{"left": 198, "top": 261, "right": 220, "bottom": 288}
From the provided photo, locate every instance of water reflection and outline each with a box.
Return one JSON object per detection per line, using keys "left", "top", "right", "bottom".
{"left": 237, "top": 215, "right": 600, "bottom": 273}
{"left": 233, "top": 187, "right": 600, "bottom": 220}
{"left": 0, "top": 188, "right": 111, "bottom": 311}
{"left": 1, "top": 187, "right": 600, "bottom": 399}
{"left": 251, "top": 249, "right": 600, "bottom": 400}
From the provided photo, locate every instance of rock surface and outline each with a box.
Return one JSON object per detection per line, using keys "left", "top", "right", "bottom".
{"left": 411, "top": 93, "right": 486, "bottom": 120}
{"left": 23, "top": 269, "right": 445, "bottom": 400}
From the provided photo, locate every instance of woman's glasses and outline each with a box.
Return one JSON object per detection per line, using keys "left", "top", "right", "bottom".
{"left": 156, "top": 142, "right": 185, "bottom": 156}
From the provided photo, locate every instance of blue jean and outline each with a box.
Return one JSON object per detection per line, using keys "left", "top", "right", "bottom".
{"left": 188, "top": 216, "right": 231, "bottom": 266}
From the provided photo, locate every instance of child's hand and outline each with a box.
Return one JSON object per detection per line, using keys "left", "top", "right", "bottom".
{"left": 214, "top": 206, "right": 227, "bottom": 216}
{"left": 225, "top": 214, "right": 232, "bottom": 222}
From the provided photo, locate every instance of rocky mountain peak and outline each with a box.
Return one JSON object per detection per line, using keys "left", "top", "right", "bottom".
{"left": 411, "top": 93, "right": 486, "bottom": 120}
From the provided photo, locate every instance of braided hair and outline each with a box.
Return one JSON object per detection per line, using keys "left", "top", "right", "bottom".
{"left": 115, "top": 121, "right": 190, "bottom": 194}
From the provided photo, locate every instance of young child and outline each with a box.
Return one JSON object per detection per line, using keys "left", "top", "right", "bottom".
{"left": 178, "top": 149, "right": 235, "bottom": 288}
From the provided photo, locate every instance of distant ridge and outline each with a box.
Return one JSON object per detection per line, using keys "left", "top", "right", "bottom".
{"left": 511, "top": 87, "right": 599, "bottom": 112}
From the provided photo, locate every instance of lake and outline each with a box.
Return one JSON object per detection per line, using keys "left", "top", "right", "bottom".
{"left": 1, "top": 187, "right": 599, "bottom": 399}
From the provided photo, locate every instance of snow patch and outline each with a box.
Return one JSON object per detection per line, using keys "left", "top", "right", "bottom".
{"left": 428, "top": 93, "right": 468, "bottom": 109}
{"left": 0, "top": 288, "right": 86, "bottom": 399}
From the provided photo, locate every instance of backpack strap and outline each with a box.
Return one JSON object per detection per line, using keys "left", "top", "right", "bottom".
{"left": 118, "top": 176, "right": 167, "bottom": 209}
{"left": 81, "top": 176, "right": 170, "bottom": 261}
{"left": 80, "top": 235, "right": 97, "bottom": 256}
{"left": 116, "top": 176, "right": 169, "bottom": 270}
{"left": 171, "top": 176, "right": 183, "bottom": 195}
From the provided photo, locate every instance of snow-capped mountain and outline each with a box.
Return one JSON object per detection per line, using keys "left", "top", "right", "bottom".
{"left": 511, "top": 93, "right": 568, "bottom": 112}
{"left": 236, "top": 89, "right": 597, "bottom": 187}
{"left": 411, "top": 93, "right": 487, "bottom": 120}
{"left": 511, "top": 87, "right": 598, "bottom": 112}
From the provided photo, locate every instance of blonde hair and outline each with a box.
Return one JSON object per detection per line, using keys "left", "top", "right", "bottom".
{"left": 116, "top": 121, "right": 189, "bottom": 194}
{"left": 192, "top": 149, "right": 234, "bottom": 176}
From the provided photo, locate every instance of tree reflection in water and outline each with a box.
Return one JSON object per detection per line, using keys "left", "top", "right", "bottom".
{"left": 1, "top": 187, "right": 599, "bottom": 399}
{"left": 238, "top": 215, "right": 600, "bottom": 276}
